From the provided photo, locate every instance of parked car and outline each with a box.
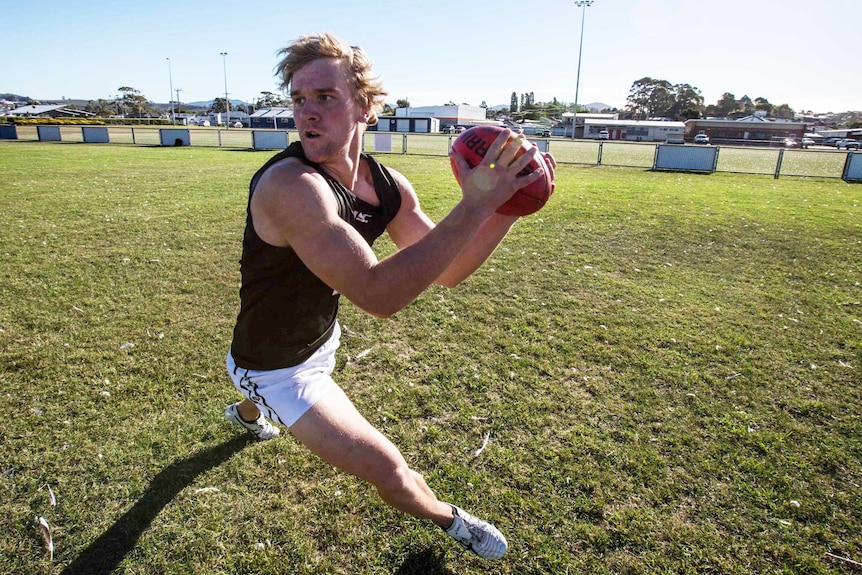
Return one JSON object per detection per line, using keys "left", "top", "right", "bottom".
{"left": 536, "top": 128, "right": 551, "bottom": 137}
{"left": 598, "top": 130, "right": 609, "bottom": 140}
{"left": 783, "top": 138, "right": 798, "bottom": 148}
{"left": 800, "top": 137, "right": 815, "bottom": 149}
{"left": 836, "top": 138, "right": 860, "bottom": 150}
{"left": 693, "top": 133, "right": 710, "bottom": 144}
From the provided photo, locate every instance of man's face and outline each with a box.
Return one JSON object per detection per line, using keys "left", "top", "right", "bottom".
{"left": 290, "top": 57, "right": 366, "bottom": 163}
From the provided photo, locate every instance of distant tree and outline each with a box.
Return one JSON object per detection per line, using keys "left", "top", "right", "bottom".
{"left": 679, "top": 107, "right": 702, "bottom": 120}
{"left": 396, "top": 98, "right": 410, "bottom": 108}
{"left": 739, "top": 95, "right": 754, "bottom": 114}
{"left": 716, "top": 92, "right": 738, "bottom": 117}
{"left": 381, "top": 103, "right": 394, "bottom": 116}
{"left": 116, "top": 86, "right": 153, "bottom": 117}
{"left": 754, "top": 97, "right": 773, "bottom": 115}
{"left": 480, "top": 101, "right": 488, "bottom": 109}
{"left": 257, "top": 91, "right": 288, "bottom": 107}
{"left": 772, "top": 103, "right": 795, "bottom": 119}
{"left": 85, "top": 99, "right": 113, "bottom": 116}
{"left": 510, "top": 92, "right": 518, "bottom": 112}
{"left": 210, "top": 97, "right": 230, "bottom": 113}
{"left": 626, "top": 77, "right": 672, "bottom": 119}
{"left": 668, "top": 84, "right": 704, "bottom": 119}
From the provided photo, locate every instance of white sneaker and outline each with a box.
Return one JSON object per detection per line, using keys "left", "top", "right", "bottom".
{"left": 224, "top": 403, "right": 280, "bottom": 440}
{"left": 444, "top": 504, "right": 508, "bottom": 560}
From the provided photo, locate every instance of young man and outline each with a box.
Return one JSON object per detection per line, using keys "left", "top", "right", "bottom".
{"left": 224, "top": 33, "right": 554, "bottom": 560}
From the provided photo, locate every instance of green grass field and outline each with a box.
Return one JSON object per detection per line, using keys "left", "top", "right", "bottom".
{"left": 1, "top": 142, "right": 860, "bottom": 575}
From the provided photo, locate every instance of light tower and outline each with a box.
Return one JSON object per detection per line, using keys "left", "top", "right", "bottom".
{"left": 572, "top": 0, "right": 594, "bottom": 139}
{"left": 220, "top": 52, "right": 230, "bottom": 128}
{"left": 166, "top": 57, "right": 175, "bottom": 125}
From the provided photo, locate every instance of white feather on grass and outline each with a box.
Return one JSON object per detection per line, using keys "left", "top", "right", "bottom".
{"left": 36, "top": 516, "right": 53, "bottom": 561}
{"left": 473, "top": 432, "right": 491, "bottom": 458}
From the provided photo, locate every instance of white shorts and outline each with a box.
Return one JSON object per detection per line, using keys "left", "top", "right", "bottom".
{"left": 226, "top": 322, "right": 341, "bottom": 427}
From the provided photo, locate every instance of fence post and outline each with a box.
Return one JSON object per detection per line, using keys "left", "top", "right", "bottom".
{"left": 597, "top": 141, "right": 603, "bottom": 165}
{"left": 774, "top": 148, "right": 784, "bottom": 179}
{"left": 402, "top": 133, "right": 408, "bottom": 154}
{"left": 131, "top": 127, "right": 136, "bottom": 145}
{"left": 218, "top": 129, "right": 223, "bottom": 148}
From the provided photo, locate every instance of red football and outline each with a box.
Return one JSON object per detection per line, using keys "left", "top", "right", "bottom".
{"left": 450, "top": 125, "right": 553, "bottom": 216}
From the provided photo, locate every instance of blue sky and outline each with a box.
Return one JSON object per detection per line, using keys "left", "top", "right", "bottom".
{"left": 3, "top": 0, "right": 859, "bottom": 113}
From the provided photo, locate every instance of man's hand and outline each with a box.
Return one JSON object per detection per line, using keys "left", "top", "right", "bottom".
{"left": 449, "top": 129, "right": 548, "bottom": 216}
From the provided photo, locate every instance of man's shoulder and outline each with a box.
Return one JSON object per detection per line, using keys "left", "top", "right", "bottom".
{"left": 259, "top": 155, "right": 325, "bottom": 190}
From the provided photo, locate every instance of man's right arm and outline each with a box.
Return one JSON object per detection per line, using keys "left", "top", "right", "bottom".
{"left": 251, "top": 132, "right": 544, "bottom": 317}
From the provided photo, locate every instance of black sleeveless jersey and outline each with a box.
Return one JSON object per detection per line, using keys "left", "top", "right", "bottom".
{"left": 230, "top": 141, "right": 402, "bottom": 370}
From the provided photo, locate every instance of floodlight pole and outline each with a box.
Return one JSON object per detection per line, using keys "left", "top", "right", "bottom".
{"left": 166, "top": 57, "right": 175, "bottom": 125}
{"left": 174, "top": 88, "right": 182, "bottom": 121}
{"left": 572, "top": 0, "right": 594, "bottom": 139}
{"left": 220, "top": 52, "right": 230, "bottom": 129}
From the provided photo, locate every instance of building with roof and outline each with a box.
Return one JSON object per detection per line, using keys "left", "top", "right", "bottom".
{"left": 395, "top": 105, "right": 486, "bottom": 131}
{"left": 370, "top": 116, "right": 440, "bottom": 133}
{"left": 249, "top": 107, "right": 294, "bottom": 129}
{"left": 556, "top": 112, "right": 619, "bottom": 138}
{"left": 583, "top": 118, "right": 685, "bottom": 142}
{"left": 6, "top": 104, "right": 95, "bottom": 118}
{"left": 684, "top": 115, "right": 806, "bottom": 145}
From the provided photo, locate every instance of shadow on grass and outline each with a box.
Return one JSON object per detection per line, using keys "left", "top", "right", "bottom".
{"left": 394, "top": 548, "right": 456, "bottom": 575}
{"left": 60, "top": 435, "right": 252, "bottom": 575}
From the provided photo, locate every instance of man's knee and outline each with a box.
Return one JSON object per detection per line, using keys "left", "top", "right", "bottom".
{"left": 372, "top": 460, "right": 415, "bottom": 496}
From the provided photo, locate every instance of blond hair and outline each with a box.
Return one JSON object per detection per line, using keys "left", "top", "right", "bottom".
{"left": 276, "top": 33, "right": 387, "bottom": 126}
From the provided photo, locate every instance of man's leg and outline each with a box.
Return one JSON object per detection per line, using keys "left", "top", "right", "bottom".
{"left": 237, "top": 398, "right": 262, "bottom": 421}
{"left": 288, "top": 384, "right": 455, "bottom": 527}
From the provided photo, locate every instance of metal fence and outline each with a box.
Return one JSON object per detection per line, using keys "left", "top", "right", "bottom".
{"left": 3, "top": 124, "right": 857, "bottom": 180}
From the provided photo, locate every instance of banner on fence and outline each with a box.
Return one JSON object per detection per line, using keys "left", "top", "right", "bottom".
{"left": 252, "top": 130, "right": 288, "bottom": 150}
{"left": 82, "top": 127, "right": 110, "bottom": 143}
{"left": 159, "top": 129, "right": 190, "bottom": 147}
{"left": 654, "top": 144, "right": 718, "bottom": 173}
{"left": 374, "top": 133, "right": 392, "bottom": 152}
{"left": 842, "top": 152, "right": 862, "bottom": 182}
{"left": 37, "top": 126, "right": 62, "bottom": 142}
{"left": 0, "top": 125, "right": 18, "bottom": 140}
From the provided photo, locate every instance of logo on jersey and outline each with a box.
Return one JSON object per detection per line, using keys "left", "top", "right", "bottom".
{"left": 353, "top": 210, "right": 372, "bottom": 224}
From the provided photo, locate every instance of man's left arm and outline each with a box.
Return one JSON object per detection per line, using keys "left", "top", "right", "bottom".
{"left": 385, "top": 169, "right": 520, "bottom": 288}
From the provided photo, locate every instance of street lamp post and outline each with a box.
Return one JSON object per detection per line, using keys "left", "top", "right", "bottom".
{"left": 166, "top": 57, "right": 175, "bottom": 125}
{"left": 220, "top": 52, "right": 230, "bottom": 128}
{"left": 174, "top": 88, "right": 182, "bottom": 121}
{"left": 572, "top": 0, "right": 594, "bottom": 139}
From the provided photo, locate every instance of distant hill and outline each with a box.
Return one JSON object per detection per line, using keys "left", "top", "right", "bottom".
{"left": 188, "top": 99, "right": 247, "bottom": 108}
{"left": 1, "top": 93, "right": 30, "bottom": 102}
{"left": 583, "top": 101, "right": 615, "bottom": 112}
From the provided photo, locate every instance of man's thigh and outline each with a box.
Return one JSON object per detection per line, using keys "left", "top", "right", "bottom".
{"left": 289, "top": 385, "right": 406, "bottom": 484}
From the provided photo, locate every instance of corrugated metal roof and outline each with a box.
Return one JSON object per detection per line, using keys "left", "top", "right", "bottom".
{"left": 250, "top": 107, "right": 293, "bottom": 118}
{"left": 8, "top": 104, "right": 66, "bottom": 115}
{"left": 585, "top": 118, "right": 686, "bottom": 128}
